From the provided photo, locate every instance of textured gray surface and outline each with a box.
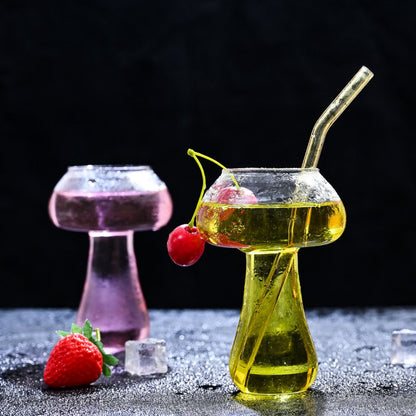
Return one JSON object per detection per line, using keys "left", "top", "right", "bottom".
{"left": 1, "top": 308, "right": 416, "bottom": 415}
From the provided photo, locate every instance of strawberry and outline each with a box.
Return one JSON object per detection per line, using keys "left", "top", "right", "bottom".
{"left": 44, "top": 320, "right": 118, "bottom": 388}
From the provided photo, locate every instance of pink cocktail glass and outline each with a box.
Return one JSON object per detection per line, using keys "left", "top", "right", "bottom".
{"left": 49, "top": 165, "right": 173, "bottom": 353}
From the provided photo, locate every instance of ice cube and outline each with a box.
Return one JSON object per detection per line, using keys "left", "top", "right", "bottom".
{"left": 125, "top": 338, "right": 168, "bottom": 376}
{"left": 391, "top": 329, "right": 416, "bottom": 366}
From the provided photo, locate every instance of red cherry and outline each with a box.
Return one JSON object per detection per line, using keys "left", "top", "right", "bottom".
{"left": 216, "top": 186, "right": 258, "bottom": 204}
{"left": 215, "top": 186, "right": 258, "bottom": 224}
{"left": 167, "top": 224, "right": 205, "bottom": 266}
{"left": 198, "top": 186, "right": 258, "bottom": 249}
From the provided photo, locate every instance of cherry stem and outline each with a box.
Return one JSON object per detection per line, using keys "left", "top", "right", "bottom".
{"left": 187, "top": 149, "right": 206, "bottom": 227}
{"left": 187, "top": 149, "right": 240, "bottom": 227}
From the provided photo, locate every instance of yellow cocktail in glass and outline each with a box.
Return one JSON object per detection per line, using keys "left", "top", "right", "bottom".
{"left": 197, "top": 168, "right": 346, "bottom": 396}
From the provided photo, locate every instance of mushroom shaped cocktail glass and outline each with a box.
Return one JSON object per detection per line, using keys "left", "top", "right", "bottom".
{"left": 197, "top": 168, "right": 346, "bottom": 396}
{"left": 49, "top": 165, "right": 172, "bottom": 353}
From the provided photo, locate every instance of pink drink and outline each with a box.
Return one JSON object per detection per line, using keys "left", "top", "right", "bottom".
{"left": 48, "top": 166, "right": 173, "bottom": 354}
{"left": 49, "top": 188, "right": 172, "bottom": 232}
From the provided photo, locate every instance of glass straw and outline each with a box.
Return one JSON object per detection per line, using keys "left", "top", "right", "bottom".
{"left": 302, "top": 66, "right": 374, "bottom": 168}
{"left": 231, "top": 66, "right": 374, "bottom": 387}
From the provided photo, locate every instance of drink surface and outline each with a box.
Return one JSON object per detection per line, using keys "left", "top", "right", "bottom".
{"left": 197, "top": 201, "right": 346, "bottom": 250}
{"left": 49, "top": 188, "right": 172, "bottom": 232}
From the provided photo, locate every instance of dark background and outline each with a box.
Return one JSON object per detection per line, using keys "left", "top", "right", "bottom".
{"left": 1, "top": 0, "right": 415, "bottom": 310}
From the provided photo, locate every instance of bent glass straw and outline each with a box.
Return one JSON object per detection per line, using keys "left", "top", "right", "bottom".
{"left": 302, "top": 66, "right": 374, "bottom": 168}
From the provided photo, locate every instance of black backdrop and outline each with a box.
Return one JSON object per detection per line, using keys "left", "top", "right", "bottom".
{"left": 1, "top": 0, "right": 415, "bottom": 309}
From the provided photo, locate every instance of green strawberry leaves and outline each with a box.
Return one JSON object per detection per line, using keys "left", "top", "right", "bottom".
{"left": 56, "top": 319, "right": 118, "bottom": 377}
{"left": 81, "top": 321, "right": 93, "bottom": 338}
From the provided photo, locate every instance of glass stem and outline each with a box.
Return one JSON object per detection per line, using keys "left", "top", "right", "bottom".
{"left": 229, "top": 249, "right": 317, "bottom": 394}
{"left": 76, "top": 231, "right": 149, "bottom": 353}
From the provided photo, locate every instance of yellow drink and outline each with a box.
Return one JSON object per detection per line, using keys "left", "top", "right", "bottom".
{"left": 197, "top": 201, "right": 346, "bottom": 250}
{"left": 197, "top": 200, "right": 346, "bottom": 395}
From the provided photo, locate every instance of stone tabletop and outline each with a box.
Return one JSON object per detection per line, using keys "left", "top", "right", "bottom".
{"left": 1, "top": 308, "right": 416, "bottom": 415}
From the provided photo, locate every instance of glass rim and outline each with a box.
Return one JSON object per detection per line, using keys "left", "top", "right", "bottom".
{"left": 67, "top": 164, "right": 151, "bottom": 171}
{"left": 223, "top": 167, "right": 320, "bottom": 173}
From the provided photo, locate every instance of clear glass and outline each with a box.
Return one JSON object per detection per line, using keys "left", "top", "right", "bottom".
{"left": 197, "top": 168, "right": 346, "bottom": 396}
{"left": 48, "top": 165, "right": 173, "bottom": 353}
